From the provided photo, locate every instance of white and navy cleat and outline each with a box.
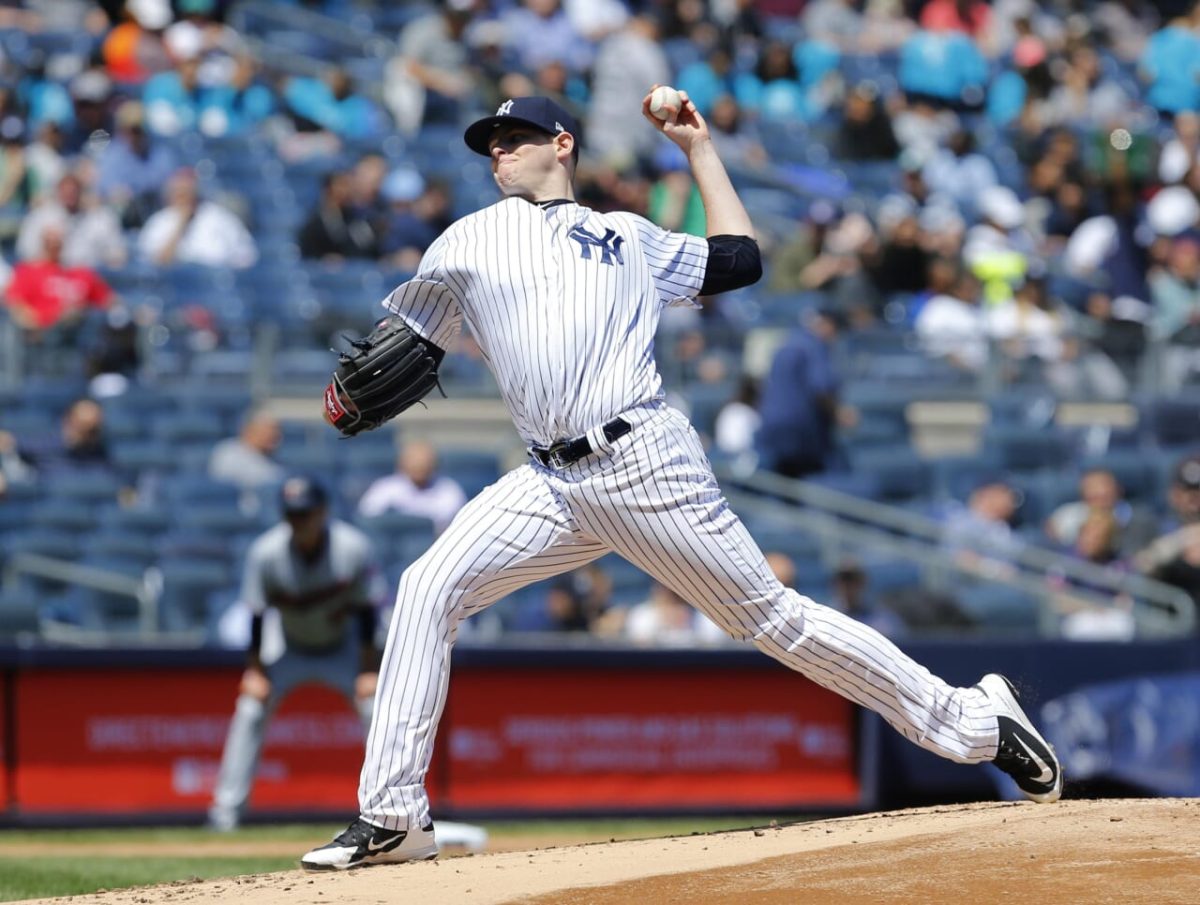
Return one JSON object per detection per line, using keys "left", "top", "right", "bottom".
{"left": 979, "top": 673, "right": 1063, "bottom": 803}
{"left": 300, "top": 817, "right": 439, "bottom": 871}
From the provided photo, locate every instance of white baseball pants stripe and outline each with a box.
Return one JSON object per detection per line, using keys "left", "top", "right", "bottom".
{"left": 359, "top": 404, "right": 999, "bottom": 830}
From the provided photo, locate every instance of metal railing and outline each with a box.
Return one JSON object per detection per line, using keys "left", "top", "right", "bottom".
{"left": 2, "top": 553, "right": 175, "bottom": 644}
{"left": 718, "top": 466, "right": 1196, "bottom": 638}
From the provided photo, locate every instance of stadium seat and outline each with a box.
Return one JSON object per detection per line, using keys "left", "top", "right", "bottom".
{"left": 846, "top": 446, "right": 932, "bottom": 501}
{"left": 30, "top": 499, "right": 99, "bottom": 532}
{"left": 956, "top": 583, "right": 1041, "bottom": 633}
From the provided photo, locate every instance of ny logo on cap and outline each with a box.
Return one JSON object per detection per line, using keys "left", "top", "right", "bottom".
{"left": 497, "top": 99, "right": 514, "bottom": 115}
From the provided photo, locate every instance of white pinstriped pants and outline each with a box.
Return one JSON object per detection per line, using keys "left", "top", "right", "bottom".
{"left": 359, "top": 402, "right": 999, "bottom": 830}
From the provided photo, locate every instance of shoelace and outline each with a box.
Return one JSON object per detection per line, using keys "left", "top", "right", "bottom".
{"left": 332, "top": 821, "right": 372, "bottom": 846}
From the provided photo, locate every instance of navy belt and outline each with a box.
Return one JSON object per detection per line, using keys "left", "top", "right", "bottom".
{"left": 531, "top": 417, "right": 632, "bottom": 469}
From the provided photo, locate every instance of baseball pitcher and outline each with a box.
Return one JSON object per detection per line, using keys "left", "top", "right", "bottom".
{"left": 302, "top": 91, "right": 1062, "bottom": 870}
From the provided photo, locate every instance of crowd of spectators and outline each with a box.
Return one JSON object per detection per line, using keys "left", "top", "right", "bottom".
{"left": 3, "top": 1, "right": 1200, "bottom": 643}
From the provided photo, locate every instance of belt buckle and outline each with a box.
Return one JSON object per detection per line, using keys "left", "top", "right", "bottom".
{"left": 546, "top": 442, "right": 572, "bottom": 469}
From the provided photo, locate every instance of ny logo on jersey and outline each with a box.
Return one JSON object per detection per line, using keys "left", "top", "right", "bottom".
{"left": 497, "top": 99, "right": 514, "bottom": 115}
{"left": 568, "top": 226, "right": 625, "bottom": 266}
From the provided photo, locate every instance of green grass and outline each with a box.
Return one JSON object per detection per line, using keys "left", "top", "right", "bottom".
{"left": 0, "top": 856, "right": 296, "bottom": 902}
{"left": 0, "top": 816, "right": 788, "bottom": 902}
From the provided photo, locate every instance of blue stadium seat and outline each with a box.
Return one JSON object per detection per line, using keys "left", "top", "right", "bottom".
{"left": 983, "top": 425, "right": 1072, "bottom": 472}
{"left": 152, "top": 411, "right": 228, "bottom": 445}
{"left": 956, "top": 583, "right": 1040, "bottom": 632}
{"left": 159, "top": 557, "right": 236, "bottom": 632}
{"left": 30, "top": 499, "right": 99, "bottom": 532}
{"left": 846, "top": 446, "right": 932, "bottom": 501}
{"left": 160, "top": 475, "right": 243, "bottom": 508}
{"left": 0, "top": 586, "right": 40, "bottom": 636}
{"left": 44, "top": 471, "right": 123, "bottom": 504}
{"left": 110, "top": 439, "right": 181, "bottom": 476}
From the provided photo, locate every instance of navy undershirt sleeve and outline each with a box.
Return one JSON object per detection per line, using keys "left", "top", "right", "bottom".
{"left": 700, "top": 234, "right": 763, "bottom": 295}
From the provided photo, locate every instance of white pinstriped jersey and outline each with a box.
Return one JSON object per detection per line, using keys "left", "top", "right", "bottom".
{"left": 382, "top": 196, "right": 709, "bottom": 447}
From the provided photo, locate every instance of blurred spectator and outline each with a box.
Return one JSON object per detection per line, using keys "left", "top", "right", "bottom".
{"left": 62, "top": 68, "right": 116, "bottom": 154}
{"left": 5, "top": 223, "right": 112, "bottom": 335}
{"left": 676, "top": 43, "right": 738, "bottom": 117}
{"left": 862, "top": 199, "right": 930, "bottom": 296}
{"left": 734, "top": 40, "right": 807, "bottom": 122}
{"left": 542, "top": 563, "right": 619, "bottom": 635}
{"left": 767, "top": 199, "right": 837, "bottom": 294}
{"left": 102, "top": 0, "right": 172, "bottom": 85}
{"left": 1043, "top": 44, "right": 1132, "bottom": 129}
{"left": 1050, "top": 508, "right": 1137, "bottom": 641}
{"left": 624, "top": 581, "right": 726, "bottom": 647}
{"left": 1160, "top": 111, "right": 1200, "bottom": 185}
{"left": 163, "top": 0, "right": 245, "bottom": 89}
{"left": 796, "top": 210, "right": 878, "bottom": 323}
{"left": 714, "top": 374, "right": 761, "bottom": 460}
{"left": 17, "top": 170, "right": 127, "bottom": 268}
{"left": 1150, "top": 233, "right": 1200, "bottom": 343}
{"left": 1150, "top": 233, "right": 1200, "bottom": 390}
{"left": 24, "top": 120, "right": 67, "bottom": 203}
{"left": 297, "top": 169, "right": 379, "bottom": 261}
{"left": 1045, "top": 468, "right": 1160, "bottom": 557}
{"left": 1139, "top": 5, "right": 1200, "bottom": 117}
{"left": 283, "top": 68, "right": 387, "bottom": 145}
{"left": 1063, "top": 180, "right": 1151, "bottom": 306}
{"left": 1134, "top": 454, "right": 1200, "bottom": 604}
{"left": 802, "top": 0, "right": 861, "bottom": 50}
{"left": 502, "top": 0, "right": 594, "bottom": 76}
{"left": 356, "top": 440, "right": 467, "bottom": 536}
{"left": 385, "top": 0, "right": 479, "bottom": 137}
{"left": 0, "top": 397, "right": 111, "bottom": 480}
{"left": 380, "top": 168, "right": 441, "bottom": 270}
{"left": 834, "top": 83, "right": 899, "bottom": 161}
{"left": 919, "top": 0, "right": 993, "bottom": 46}
{"left": 208, "top": 407, "right": 283, "bottom": 491}
{"left": 348, "top": 153, "right": 389, "bottom": 234}
{"left": 0, "top": 117, "right": 31, "bottom": 217}
{"left": 647, "top": 144, "right": 704, "bottom": 236}
{"left": 922, "top": 129, "right": 998, "bottom": 219}
{"left": 891, "top": 98, "right": 959, "bottom": 161}
{"left": 756, "top": 307, "right": 842, "bottom": 479}
{"left": 707, "top": 94, "right": 767, "bottom": 168}
{"left": 915, "top": 261, "right": 986, "bottom": 372}
{"left": 137, "top": 167, "right": 258, "bottom": 268}
{"left": 587, "top": 13, "right": 670, "bottom": 167}
{"left": 899, "top": 28, "right": 988, "bottom": 109}
{"left": 1093, "top": 0, "right": 1158, "bottom": 63}
{"left": 941, "top": 477, "right": 1025, "bottom": 576}
{"left": 200, "top": 54, "right": 274, "bottom": 138}
{"left": 828, "top": 559, "right": 906, "bottom": 637}
{"left": 96, "top": 100, "right": 178, "bottom": 229}
{"left": 858, "top": 0, "right": 916, "bottom": 53}
{"left": 142, "top": 36, "right": 208, "bottom": 136}
{"left": 964, "top": 185, "right": 1033, "bottom": 303}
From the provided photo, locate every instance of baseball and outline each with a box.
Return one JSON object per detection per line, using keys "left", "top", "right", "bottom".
{"left": 649, "top": 86, "right": 683, "bottom": 121}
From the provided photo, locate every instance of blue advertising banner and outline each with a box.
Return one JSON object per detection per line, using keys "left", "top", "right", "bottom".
{"left": 1040, "top": 674, "right": 1200, "bottom": 797}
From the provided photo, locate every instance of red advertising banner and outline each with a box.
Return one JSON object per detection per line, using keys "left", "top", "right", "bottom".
{"left": 14, "top": 669, "right": 364, "bottom": 814}
{"left": 440, "top": 667, "right": 860, "bottom": 811}
{"left": 10, "top": 664, "right": 859, "bottom": 816}
{"left": 1, "top": 670, "right": 10, "bottom": 812}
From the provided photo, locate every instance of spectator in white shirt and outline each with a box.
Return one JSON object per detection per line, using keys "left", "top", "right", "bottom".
{"left": 623, "top": 582, "right": 727, "bottom": 648}
{"left": 16, "top": 169, "right": 127, "bottom": 268}
{"left": 916, "top": 260, "right": 988, "bottom": 372}
{"left": 137, "top": 167, "right": 258, "bottom": 269}
{"left": 356, "top": 440, "right": 467, "bottom": 535}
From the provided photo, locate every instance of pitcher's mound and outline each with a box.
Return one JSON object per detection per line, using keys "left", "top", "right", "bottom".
{"left": 26, "top": 799, "right": 1200, "bottom": 905}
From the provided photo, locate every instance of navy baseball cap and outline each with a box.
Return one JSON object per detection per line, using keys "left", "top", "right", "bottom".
{"left": 280, "top": 475, "right": 328, "bottom": 515}
{"left": 463, "top": 96, "right": 581, "bottom": 157}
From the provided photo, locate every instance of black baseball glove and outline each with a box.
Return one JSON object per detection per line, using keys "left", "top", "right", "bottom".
{"left": 323, "top": 316, "right": 442, "bottom": 437}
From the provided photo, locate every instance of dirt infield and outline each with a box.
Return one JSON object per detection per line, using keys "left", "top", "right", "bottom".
{"left": 19, "top": 799, "right": 1200, "bottom": 905}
